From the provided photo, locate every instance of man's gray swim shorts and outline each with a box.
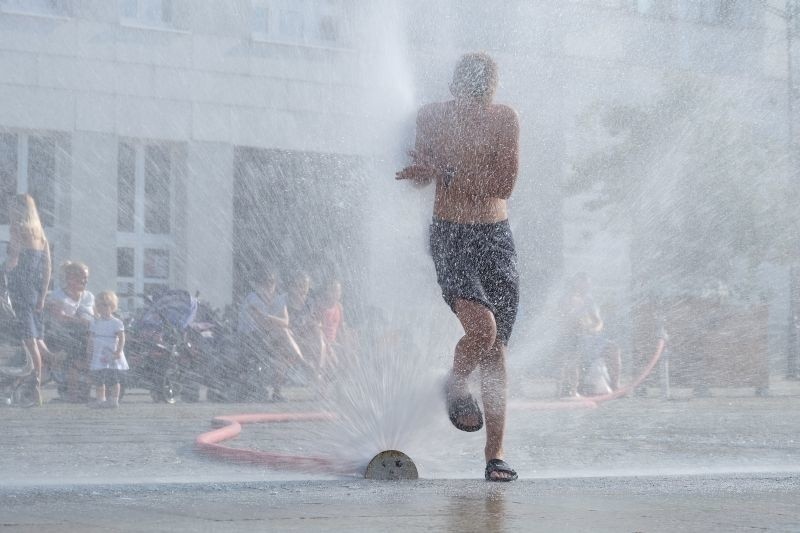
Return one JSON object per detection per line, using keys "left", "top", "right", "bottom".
{"left": 429, "top": 217, "right": 519, "bottom": 345}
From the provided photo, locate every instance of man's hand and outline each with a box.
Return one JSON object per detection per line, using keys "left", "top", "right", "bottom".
{"left": 395, "top": 164, "right": 436, "bottom": 183}
{"left": 396, "top": 149, "right": 438, "bottom": 184}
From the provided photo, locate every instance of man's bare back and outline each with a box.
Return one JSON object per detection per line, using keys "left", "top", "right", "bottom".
{"left": 397, "top": 99, "right": 519, "bottom": 224}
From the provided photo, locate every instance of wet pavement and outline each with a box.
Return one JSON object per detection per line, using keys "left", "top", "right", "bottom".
{"left": 1, "top": 382, "right": 799, "bottom": 531}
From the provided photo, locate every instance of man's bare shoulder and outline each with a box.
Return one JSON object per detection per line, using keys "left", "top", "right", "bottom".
{"left": 489, "top": 103, "right": 519, "bottom": 122}
{"left": 418, "top": 100, "right": 452, "bottom": 119}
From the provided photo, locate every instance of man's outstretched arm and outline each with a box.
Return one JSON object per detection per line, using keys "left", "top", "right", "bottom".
{"left": 396, "top": 106, "right": 439, "bottom": 186}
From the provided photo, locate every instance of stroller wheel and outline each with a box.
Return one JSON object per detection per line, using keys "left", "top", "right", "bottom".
{"left": 162, "top": 378, "right": 179, "bottom": 404}
{"left": 150, "top": 364, "right": 181, "bottom": 403}
{"left": 164, "top": 387, "right": 177, "bottom": 404}
{"left": 150, "top": 384, "right": 177, "bottom": 404}
{"left": 15, "top": 381, "right": 38, "bottom": 407}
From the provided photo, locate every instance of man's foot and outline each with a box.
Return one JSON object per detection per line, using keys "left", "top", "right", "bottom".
{"left": 485, "top": 459, "right": 518, "bottom": 482}
{"left": 445, "top": 378, "right": 483, "bottom": 432}
{"left": 88, "top": 400, "right": 105, "bottom": 409}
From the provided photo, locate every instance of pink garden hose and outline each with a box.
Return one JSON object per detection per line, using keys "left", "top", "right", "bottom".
{"left": 196, "top": 338, "right": 667, "bottom": 470}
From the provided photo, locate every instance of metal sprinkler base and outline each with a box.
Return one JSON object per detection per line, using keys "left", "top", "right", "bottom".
{"left": 364, "top": 450, "right": 418, "bottom": 480}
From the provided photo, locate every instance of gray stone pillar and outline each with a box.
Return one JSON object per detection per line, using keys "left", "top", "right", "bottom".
{"left": 67, "top": 132, "right": 118, "bottom": 294}
{"left": 182, "top": 141, "right": 234, "bottom": 310}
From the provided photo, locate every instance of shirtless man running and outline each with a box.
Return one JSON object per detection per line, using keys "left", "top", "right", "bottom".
{"left": 396, "top": 52, "right": 520, "bottom": 481}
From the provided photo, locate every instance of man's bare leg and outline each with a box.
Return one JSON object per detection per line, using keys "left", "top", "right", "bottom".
{"left": 480, "top": 343, "right": 508, "bottom": 469}
{"left": 451, "top": 299, "right": 497, "bottom": 432}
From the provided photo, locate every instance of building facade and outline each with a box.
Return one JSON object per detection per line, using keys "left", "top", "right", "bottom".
{"left": 0, "top": 0, "right": 395, "bottom": 313}
{"left": 0, "top": 1, "right": 792, "bottom": 376}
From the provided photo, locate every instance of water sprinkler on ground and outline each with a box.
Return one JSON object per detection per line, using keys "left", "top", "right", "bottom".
{"left": 364, "top": 450, "right": 418, "bottom": 480}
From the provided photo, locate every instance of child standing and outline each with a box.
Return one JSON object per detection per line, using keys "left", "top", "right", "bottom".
{"left": 87, "top": 291, "right": 127, "bottom": 408}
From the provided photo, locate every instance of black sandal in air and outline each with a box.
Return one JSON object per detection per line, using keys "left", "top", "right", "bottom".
{"left": 444, "top": 377, "right": 483, "bottom": 432}
{"left": 485, "top": 459, "right": 518, "bottom": 482}
{"left": 446, "top": 394, "right": 484, "bottom": 432}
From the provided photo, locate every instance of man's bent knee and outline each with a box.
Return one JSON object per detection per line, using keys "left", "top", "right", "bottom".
{"left": 467, "top": 319, "right": 496, "bottom": 352}
{"left": 455, "top": 300, "right": 497, "bottom": 351}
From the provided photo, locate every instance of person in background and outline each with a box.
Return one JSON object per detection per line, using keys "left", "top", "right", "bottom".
{"left": 87, "top": 291, "right": 127, "bottom": 409}
{"left": 557, "top": 272, "right": 621, "bottom": 397}
{"left": 5, "top": 193, "right": 52, "bottom": 406}
{"left": 315, "top": 278, "right": 349, "bottom": 368}
{"left": 285, "top": 270, "right": 329, "bottom": 379}
{"left": 238, "top": 268, "right": 312, "bottom": 402}
{"left": 45, "top": 261, "right": 94, "bottom": 402}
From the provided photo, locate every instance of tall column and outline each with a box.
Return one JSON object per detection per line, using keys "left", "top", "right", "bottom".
{"left": 67, "top": 132, "right": 118, "bottom": 293}
{"left": 784, "top": 0, "right": 800, "bottom": 378}
{"left": 182, "top": 142, "right": 234, "bottom": 310}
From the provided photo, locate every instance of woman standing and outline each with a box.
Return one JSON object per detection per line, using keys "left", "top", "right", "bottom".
{"left": 5, "top": 193, "right": 52, "bottom": 405}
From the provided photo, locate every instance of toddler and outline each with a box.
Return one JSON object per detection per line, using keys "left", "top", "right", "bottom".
{"left": 87, "top": 291, "right": 128, "bottom": 408}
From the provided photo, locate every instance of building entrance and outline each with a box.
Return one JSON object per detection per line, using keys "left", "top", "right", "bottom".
{"left": 232, "top": 147, "right": 366, "bottom": 303}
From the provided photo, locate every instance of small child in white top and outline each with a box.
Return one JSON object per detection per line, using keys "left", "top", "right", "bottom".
{"left": 87, "top": 290, "right": 127, "bottom": 408}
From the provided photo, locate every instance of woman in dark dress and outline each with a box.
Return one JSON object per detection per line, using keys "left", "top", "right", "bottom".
{"left": 5, "top": 193, "right": 52, "bottom": 405}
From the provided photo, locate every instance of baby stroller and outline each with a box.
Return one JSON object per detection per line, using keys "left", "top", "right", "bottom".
{"left": 124, "top": 289, "right": 199, "bottom": 403}
{"left": 0, "top": 273, "right": 38, "bottom": 407}
{"left": 0, "top": 342, "right": 36, "bottom": 406}
{"left": 188, "top": 302, "right": 240, "bottom": 402}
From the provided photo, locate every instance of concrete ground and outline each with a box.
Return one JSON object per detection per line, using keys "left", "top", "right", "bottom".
{"left": 1, "top": 381, "right": 799, "bottom": 531}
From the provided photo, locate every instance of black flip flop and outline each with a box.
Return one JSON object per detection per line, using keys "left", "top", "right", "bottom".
{"left": 485, "top": 459, "right": 518, "bottom": 482}
{"left": 446, "top": 393, "right": 484, "bottom": 432}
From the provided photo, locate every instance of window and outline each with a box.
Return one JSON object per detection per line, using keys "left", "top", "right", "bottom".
{"left": 565, "top": 0, "right": 628, "bottom": 7}
{"left": 120, "top": 0, "right": 173, "bottom": 27}
{"left": 634, "top": 0, "right": 670, "bottom": 17}
{"left": 0, "top": 132, "right": 59, "bottom": 228}
{"left": 2, "top": 0, "right": 71, "bottom": 17}
{"left": 251, "top": 0, "right": 350, "bottom": 46}
{"left": 116, "top": 140, "right": 179, "bottom": 310}
{"left": 144, "top": 145, "right": 171, "bottom": 234}
{"left": 117, "top": 247, "right": 135, "bottom": 278}
{"left": 117, "top": 142, "right": 136, "bottom": 233}
{"left": 632, "top": 0, "right": 754, "bottom": 26}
